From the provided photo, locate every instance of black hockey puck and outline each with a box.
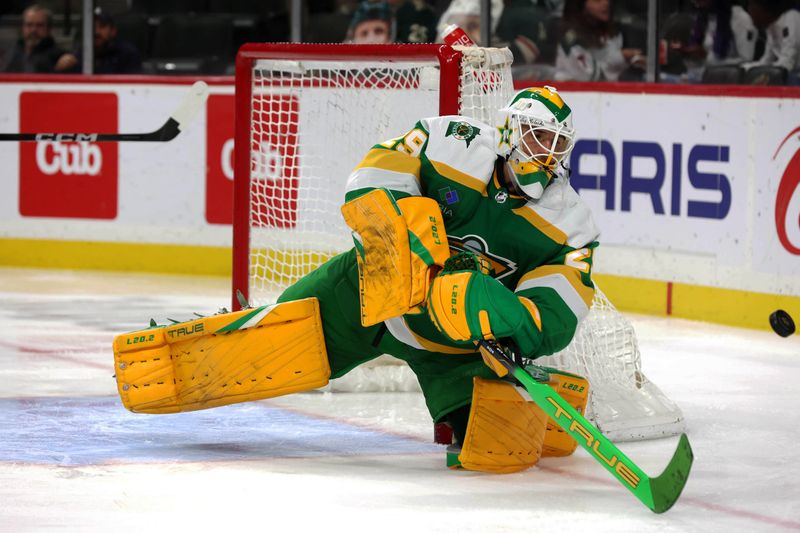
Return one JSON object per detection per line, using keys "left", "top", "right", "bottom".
{"left": 769, "top": 310, "right": 795, "bottom": 337}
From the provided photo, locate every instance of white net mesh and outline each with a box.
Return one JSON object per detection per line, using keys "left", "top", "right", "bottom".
{"left": 541, "top": 288, "right": 685, "bottom": 441}
{"left": 455, "top": 47, "right": 515, "bottom": 126}
{"left": 241, "top": 45, "right": 684, "bottom": 441}
{"left": 248, "top": 58, "right": 441, "bottom": 296}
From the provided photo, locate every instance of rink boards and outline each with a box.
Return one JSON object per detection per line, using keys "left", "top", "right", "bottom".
{"left": 0, "top": 76, "right": 798, "bottom": 329}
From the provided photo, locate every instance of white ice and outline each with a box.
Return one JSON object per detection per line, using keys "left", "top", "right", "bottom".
{"left": 0, "top": 268, "right": 798, "bottom": 532}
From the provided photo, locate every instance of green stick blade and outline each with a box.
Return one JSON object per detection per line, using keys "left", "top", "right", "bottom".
{"left": 648, "top": 434, "right": 694, "bottom": 513}
{"left": 510, "top": 363, "right": 692, "bottom": 513}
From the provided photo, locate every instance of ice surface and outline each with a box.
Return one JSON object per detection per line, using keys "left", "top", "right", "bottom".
{"left": 0, "top": 268, "right": 798, "bottom": 532}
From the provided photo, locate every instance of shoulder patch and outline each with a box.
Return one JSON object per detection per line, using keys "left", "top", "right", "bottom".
{"left": 422, "top": 115, "right": 497, "bottom": 190}
{"left": 445, "top": 121, "right": 481, "bottom": 148}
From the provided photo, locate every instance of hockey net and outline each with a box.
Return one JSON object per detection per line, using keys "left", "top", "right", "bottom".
{"left": 232, "top": 43, "right": 684, "bottom": 442}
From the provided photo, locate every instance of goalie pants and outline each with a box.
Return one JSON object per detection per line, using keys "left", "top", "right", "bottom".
{"left": 277, "top": 248, "right": 497, "bottom": 422}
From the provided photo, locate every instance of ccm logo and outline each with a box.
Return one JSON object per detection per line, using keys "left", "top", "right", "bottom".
{"left": 35, "top": 133, "right": 98, "bottom": 142}
{"left": 35, "top": 141, "right": 102, "bottom": 176}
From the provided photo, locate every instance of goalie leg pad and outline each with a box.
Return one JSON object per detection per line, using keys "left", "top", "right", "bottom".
{"left": 454, "top": 377, "right": 548, "bottom": 473}
{"left": 340, "top": 188, "right": 449, "bottom": 326}
{"left": 541, "top": 368, "right": 590, "bottom": 457}
{"left": 113, "top": 297, "right": 330, "bottom": 414}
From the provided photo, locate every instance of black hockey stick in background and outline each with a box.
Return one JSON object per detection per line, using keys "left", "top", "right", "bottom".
{"left": 0, "top": 81, "right": 209, "bottom": 142}
{"left": 477, "top": 339, "right": 694, "bottom": 513}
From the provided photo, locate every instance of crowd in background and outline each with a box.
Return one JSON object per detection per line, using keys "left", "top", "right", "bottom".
{"left": 1, "top": 0, "right": 799, "bottom": 85}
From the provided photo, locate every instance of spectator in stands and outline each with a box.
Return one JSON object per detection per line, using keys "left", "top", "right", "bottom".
{"left": 746, "top": 0, "right": 800, "bottom": 84}
{"left": 3, "top": 4, "right": 70, "bottom": 73}
{"left": 435, "top": 0, "right": 504, "bottom": 45}
{"left": 346, "top": 1, "right": 396, "bottom": 44}
{"left": 689, "top": 0, "right": 756, "bottom": 64}
{"left": 56, "top": 9, "right": 142, "bottom": 74}
{"left": 662, "top": 0, "right": 756, "bottom": 83}
{"left": 495, "top": 0, "right": 554, "bottom": 68}
{"left": 395, "top": 0, "right": 438, "bottom": 43}
{"left": 436, "top": 0, "right": 554, "bottom": 76}
{"left": 554, "top": 0, "right": 645, "bottom": 81}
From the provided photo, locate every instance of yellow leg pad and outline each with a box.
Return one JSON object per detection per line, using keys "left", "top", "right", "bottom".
{"left": 541, "top": 369, "right": 590, "bottom": 457}
{"left": 112, "top": 297, "right": 330, "bottom": 414}
{"left": 457, "top": 377, "right": 548, "bottom": 473}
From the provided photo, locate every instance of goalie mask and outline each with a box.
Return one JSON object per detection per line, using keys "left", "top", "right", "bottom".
{"left": 497, "top": 86, "right": 576, "bottom": 200}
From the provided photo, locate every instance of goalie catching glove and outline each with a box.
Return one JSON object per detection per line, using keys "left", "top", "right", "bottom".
{"left": 427, "top": 252, "right": 543, "bottom": 358}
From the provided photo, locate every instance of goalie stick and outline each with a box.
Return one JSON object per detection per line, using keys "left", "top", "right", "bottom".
{"left": 0, "top": 81, "right": 209, "bottom": 142}
{"left": 477, "top": 339, "right": 693, "bottom": 514}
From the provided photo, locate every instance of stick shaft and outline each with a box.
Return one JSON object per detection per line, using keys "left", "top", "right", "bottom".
{"left": 0, "top": 119, "right": 179, "bottom": 142}
{"left": 0, "top": 81, "right": 207, "bottom": 143}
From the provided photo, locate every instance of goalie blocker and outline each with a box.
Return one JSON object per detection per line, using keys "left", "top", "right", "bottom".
{"left": 340, "top": 187, "right": 450, "bottom": 326}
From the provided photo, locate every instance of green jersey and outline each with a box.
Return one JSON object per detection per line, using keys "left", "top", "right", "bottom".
{"left": 345, "top": 115, "right": 600, "bottom": 359}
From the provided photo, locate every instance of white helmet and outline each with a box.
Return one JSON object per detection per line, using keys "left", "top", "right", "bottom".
{"left": 496, "top": 86, "right": 576, "bottom": 200}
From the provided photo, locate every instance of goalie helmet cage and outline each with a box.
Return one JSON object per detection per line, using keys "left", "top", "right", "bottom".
{"left": 232, "top": 42, "right": 685, "bottom": 442}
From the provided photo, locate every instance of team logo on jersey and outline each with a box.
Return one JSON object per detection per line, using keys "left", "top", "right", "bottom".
{"left": 445, "top": 121, "right": 480, "bottom": 148}
{"left": 494, "top": 191, "right": 508, "bottom": 203}
{"left": 448, "top": 234, "right": 517, "bottom": 280}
